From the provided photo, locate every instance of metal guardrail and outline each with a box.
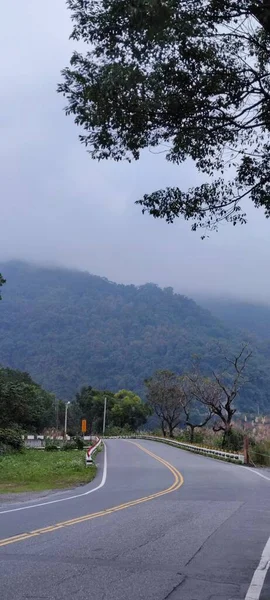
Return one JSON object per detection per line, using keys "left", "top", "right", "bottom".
{"left": 22, "top": 434, "right": 244, "bottom": 463}
{"left": 102, "top": 434, "right": 245, "bottom": 463}
{"left": 85, "top": 437, "right": 101, "bottom": 465}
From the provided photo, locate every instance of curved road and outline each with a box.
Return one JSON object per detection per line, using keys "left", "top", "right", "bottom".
{"left": 0, "top": 439, "right": 270, "bottom": 600}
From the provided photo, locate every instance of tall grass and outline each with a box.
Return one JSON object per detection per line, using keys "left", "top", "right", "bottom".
{"left": 249, "top": 440, "right": 270, "bottom": 467}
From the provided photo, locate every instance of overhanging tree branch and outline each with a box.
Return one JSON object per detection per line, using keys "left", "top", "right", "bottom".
{"left": 59, "top": 0, "right": 270, "bottom": 232}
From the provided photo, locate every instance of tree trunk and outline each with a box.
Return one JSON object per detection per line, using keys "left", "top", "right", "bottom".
{"left": 222, "top": 423, "right": 232, "bottom": 449}
{"left": 161, "top": 420, "right": 166, "bottom": 437}
{"left": 168, "top": 424, "right": 174, "bottom": 438}
{"left": 189, "top": 425, "right": 195, "bottom": 443}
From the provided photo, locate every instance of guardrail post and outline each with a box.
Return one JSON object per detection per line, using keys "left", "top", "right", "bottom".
{"left": 85, "top": 436, "right": 101, "bottom": 465}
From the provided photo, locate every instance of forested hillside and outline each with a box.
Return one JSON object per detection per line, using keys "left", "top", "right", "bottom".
{"left": 198, "top": 297, "right": 270, "bottom": 341}
{"left": 0, "top": 261, "right": 269, "bottom": 413}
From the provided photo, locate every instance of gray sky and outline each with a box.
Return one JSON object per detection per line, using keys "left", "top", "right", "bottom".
{"left": 1, "top": 0, "right": 270, "bottom": 302}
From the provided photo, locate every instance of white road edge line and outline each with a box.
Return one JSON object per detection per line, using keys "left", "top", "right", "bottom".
{"left": 241, "top": 466, "right": 270, "bottom": 482}
{"left": 0, "top": 442, "right": 107, "bottom": 515}
{"left": 245, "top": 535, "right": 270, "bottom": 600}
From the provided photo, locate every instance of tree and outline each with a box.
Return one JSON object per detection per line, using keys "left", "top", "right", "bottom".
{"left": 75, "top": 386, "right": 95, "bottom": 435}
{"left": 75, "top": 386, "right": 149, "bottom": 433}
{"left": 188, "top": 345, "right": 252, "bottom": 446}
{"left": 75, "top": 386, "right": 115, "bottom": 434}
{"left": 0, "top": 273, "right": 5, "bottom": 300}
{"left": 111, "top": 390, "right": 150, "bottom": 431}
{"left": 180, "top": 376, "right": 213, "bottom": 443}
{"left": 0, "top": 367, "right": 55, "bottom": 432}
{"left": 145, "top": 370, "right": 184, "bottom": 437}
{"left": 59, "top": 1, "right": 270, "bottom": 234}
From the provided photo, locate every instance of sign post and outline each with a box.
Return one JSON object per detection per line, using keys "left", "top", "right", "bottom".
{"left": 81, "top": 419, "right": 87, "bottom": 435}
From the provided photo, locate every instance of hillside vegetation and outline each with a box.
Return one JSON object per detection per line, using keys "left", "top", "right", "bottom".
{"left": 0, "top": 261, "right": 269, "bottom": 413}
{"left": 198, "top": 297, "right": 270, "bottom": 341}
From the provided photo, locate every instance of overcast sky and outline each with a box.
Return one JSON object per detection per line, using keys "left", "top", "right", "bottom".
{"left": 1, "top": 0, "right": 269, "bottom": 303}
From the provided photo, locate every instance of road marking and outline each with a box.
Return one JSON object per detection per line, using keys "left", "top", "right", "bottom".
{"left": 0, "top": 442, "right": 184, "bottom": 548}
{"left": 0, "top": 443, "right": 108, "bottom": 515}
{"left": 241, "top": 467, "right": 270, "bottom": 483}
{"left": 245, "top": 535, "right": 270, "bottom": 600}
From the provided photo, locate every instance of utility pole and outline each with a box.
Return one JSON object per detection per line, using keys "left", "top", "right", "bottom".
{"left": 55, "top": 399, "right": 59, "bottom": 432}
{"left": 102, "top": 396, "right": 107, "bottom": 435}
{"left": 64, "top": 401, "right": 71, "bottom": 440}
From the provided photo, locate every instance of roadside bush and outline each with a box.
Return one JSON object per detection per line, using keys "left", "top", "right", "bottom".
{"left": 151, "top": 428, "right": 164, "bottom": 437}
{"left": 0, "top": 428, "right": 24, "bottom": 454}
{"left": 214, "top": 428, "right": 245, "bottom": 452}
{"left": 105, "top": 425, "right": 132, "bottom": 436}
{"left": 74, "top": 436, "right": 84, "bottom": 450}
{"left": 62, "top": 440, "right": 78, "bottom": 451}
{"left": 45, "top": 439, "right": 59, "bottom": 451}
{"left": 175, "top": 428, "right": 206, "bottom": 445}
{"left": 250, "top": 440, "right": 270, "bottom": 466}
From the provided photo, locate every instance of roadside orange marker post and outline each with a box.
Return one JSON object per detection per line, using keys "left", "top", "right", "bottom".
{"left": 81, "top": 419, "right": 87, "bottom": 434}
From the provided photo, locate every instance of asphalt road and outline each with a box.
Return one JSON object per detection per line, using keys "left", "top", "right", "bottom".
{"left": 0, "top": 439, "right": 270, "bottom": 600}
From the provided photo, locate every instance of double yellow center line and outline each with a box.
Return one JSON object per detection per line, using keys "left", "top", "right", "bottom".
{"left": 0, "top": 442, "right": 184, "bottom": 548}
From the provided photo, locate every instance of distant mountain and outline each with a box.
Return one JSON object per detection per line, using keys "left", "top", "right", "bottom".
{"left": 197, "top": 297, "right": 270, "bottom": 341}
{"left": 0, "top": 261, "right": 269, "bottom": 413}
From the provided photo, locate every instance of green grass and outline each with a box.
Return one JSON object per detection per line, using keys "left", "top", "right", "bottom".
{"left": 0, "top": 450, "right": 97, "bottom": 494}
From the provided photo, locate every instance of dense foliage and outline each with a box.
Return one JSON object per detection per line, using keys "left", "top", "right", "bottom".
{"left": 74, "top": 386, "right": 149, "bottom": 434}
{"left": 0, "top": 428, "right": 24, "bottom": 454}
{"left": 59, "top": 0, "right": 270, "bottom": 233}
{"left": 0, "top": 366, "right": 56, "bottom": 432}
{"left": 0, "top": 261, "right": 270, "bottom": 413}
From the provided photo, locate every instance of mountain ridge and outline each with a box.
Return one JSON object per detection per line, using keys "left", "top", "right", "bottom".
{"left": 0, "top": 260, "right": 269, "bottom": 413}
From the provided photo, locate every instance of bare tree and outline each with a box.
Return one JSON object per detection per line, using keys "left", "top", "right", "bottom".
{"left": 145, "top": 370, "right": 184, "bottom": 438}
{"left": 180, "top": 376, "right": 213, "bottom": 443}
{"left": 188, "top": 345, "right": 252, "bottom": 447}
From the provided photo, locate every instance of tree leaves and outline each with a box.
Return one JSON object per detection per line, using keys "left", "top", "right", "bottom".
{"left": 59, "top": 0, "right": 270, "bottom": 231}
{"left": 0, "top": 367, "right": 56, "bottom": 432}
{"left": 75, "top": 386, "right": 148, "bottom": 432}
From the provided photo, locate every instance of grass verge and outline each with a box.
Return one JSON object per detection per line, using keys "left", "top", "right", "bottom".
{"left": 0, "top": 450, "right": 97, "bottom": 494}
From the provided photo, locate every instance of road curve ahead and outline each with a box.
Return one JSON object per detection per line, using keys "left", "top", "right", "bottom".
{"left": 0, "top": 439, "right": 270, "bottom": 600}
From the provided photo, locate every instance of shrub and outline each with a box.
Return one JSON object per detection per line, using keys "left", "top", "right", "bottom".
{"left": 250, "top": 441, "right": 270, "bottom": 466}
{"left": 45, "top": 439, "right": 59, "bottom": 451}
{"left": 74, "top": 436, "right": 84, "bottom": 450}
{"left": 62, "top": 440, "right": 78, "bottom": 451}
{"left": 224, "top": 428, "right": 245, "bottom": 452}
{"left": 105, "top": 425, "right": 132, "bottom": 436}
{"left": 0, "top": 428, "right": 24, "bottom": 454}
{"left": 176, "top": 428, "right": 206, "bottom": 445}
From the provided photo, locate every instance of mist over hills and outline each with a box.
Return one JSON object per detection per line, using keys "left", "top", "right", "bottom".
{"left": 197, "top": 297, "right": 270, "bottom": 341}
{"left": 0, "top": 261, "right": 269, "bottom": 414}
